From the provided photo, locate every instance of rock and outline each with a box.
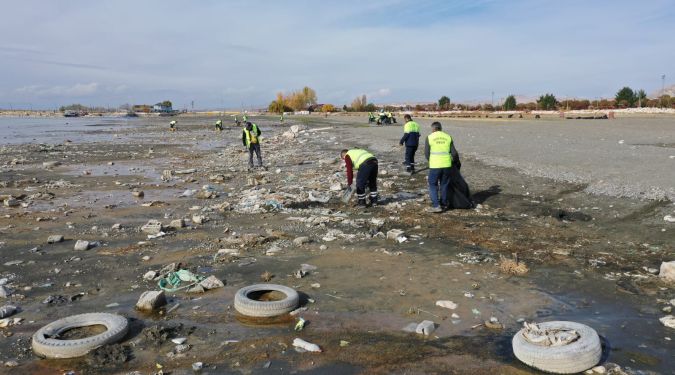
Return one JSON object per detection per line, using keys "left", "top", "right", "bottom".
{"left": 141, "top": 220, "right": 163, "bottom": 235}
{"left": 169, "top": 219, "right": 185, "bottom": 229}
{"left": 136, "top": 290, "right": 167, "bottom": 311}
{"left": 319, "top": 245, "right": 327, "bottom": 250}
{"left": 290, "top": 124, "right": 307, "bottom": 133}
{"left": 415, "top": 320, "right": 436, "bottom": 335}
{"left": 0, "top": 305, "right": 17, "bottom": 318}
{"left": 293, "top": 237, "right": 310, "bottom": 246}
{"left": 4, "top": 198, "right": 20, "bottom": 207}
{"left": 111, "top": 223, "right": 122, "bottom": 230}
{"left": 292, "top": 338, "right": 321, "bottom": 352}
{"left": 659, "top": 261, "right": 675, "bottom": 282}
{"left": 199, "top": 275, "right": 225, "bottom": 290}
{"left": 329, "top": 183, "right": 342, "bottom": 191}
{"left": 143, "top": 271, "right": 158, "bottom": 281}
{"left": 174, "top": 344, "right": 191, "bottom": 353}
{"left": 73, "top": 240, "right": 90, "bottom": 251}
{"left": 132, "top": 190, "right": 144, "bottom": 198}
{"left": 386, "top": 229, "right": 405, "bottom": 241}
{"left": 47, "top": 235, "right": 64, "bottom": 244}
{"left": 282, "top": 131, "right": 297, "bottom": 139}
{"left": 591, "top": 366, "right": 606, "bottom": 374}
{"left": 192, "top": 362, "right": 204, "bottom": 371}
{"left": 4, "top": 360, "right": 18, "bottom": 367}
{"left": 42, "top": 161, "right": 61, "bottom": 168}
{"left": 660, "top": 315, "right": 675, "bottom": 329}
{"left": 435, "top": 300, "right": 458, "bottom": 310}
{"left": 192, "top": 215, "right": 207, "bottom": 224}
{"left": 0, "top": 286, "right": 11, "bottom": 299}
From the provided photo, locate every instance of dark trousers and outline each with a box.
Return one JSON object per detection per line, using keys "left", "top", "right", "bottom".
{"left": 248, "top": 143, "right": 262, "bottom": 167}
{"left": 404, "top": 146, "right": 417, "bottom": 170}
{"left": 356, "top": 159, "right": 378, "bottom": 202}
{"left": 428, "top": 167, "right": 451, "bottom": 208}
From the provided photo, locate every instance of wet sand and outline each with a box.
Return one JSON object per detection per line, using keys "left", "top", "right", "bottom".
{"left": 0, "top": 115, "right": 673, "bottom": 374}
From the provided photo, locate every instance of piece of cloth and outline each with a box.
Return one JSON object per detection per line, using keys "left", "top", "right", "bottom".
{"left": 428, "top": 167, "right": 451, "bottom": 208}
{"left": 248, "top": 143, "right": 263, "bottom": 167}
{"left": 404, "top": 145, "right": 417, "bottom": 170}
{"left": 355, "top": 159, "right": 378, "bottom": 200}
{"left": 445, "top": 165, "right": 473, "bottom": 209}
{"left": 158, "top": 269, "right": 205, "bottom": 292}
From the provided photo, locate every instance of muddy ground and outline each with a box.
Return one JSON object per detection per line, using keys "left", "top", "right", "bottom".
{"left": 0, "top": 115, "right": 673, "bottom": 374}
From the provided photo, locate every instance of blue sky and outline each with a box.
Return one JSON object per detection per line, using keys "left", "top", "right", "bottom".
{"left": 1, "top": 0, "right": 673, "bottom": 109}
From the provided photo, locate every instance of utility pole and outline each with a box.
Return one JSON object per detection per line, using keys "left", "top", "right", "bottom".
{"left": 491, "top": 91, "right": 494, "bottom": 107}
{"left": 661, "top": 74, "right": 666, "bottom": 108}
{"left": 191, "top": 100, "right": 194, "bottom": 112}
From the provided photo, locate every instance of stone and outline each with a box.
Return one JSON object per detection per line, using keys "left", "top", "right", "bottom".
{"left": 4, "top": 198, "right": 20, "bottom": 207}
{"left": 0, "top": 286, "right": 11, "bottom": 299}
{"left": 293, "top": 237, "right": 310, "bottom": 246}
{"left": 73, "top": 240, "right": 90, "bottom": 251}
{"left": 192, "top": 362, "right": 204, "bottom": 371}
{"left": 290, "top": 124, "right": 307, "bottom": 133}
{"left": 143, "top": 271, "right": 158, "bottom": 281}
{"left": 132, "top": 190, "right": 144, "bottom": 198}
{"left": 329, "top": 183, "right": 342, "bottom": 191}
{"left": 47, "top": 235, "right": 64, "bottom": 244}
{"left": 111, "top": 223, "right": 122, "bottom": 230}
{"left": 660, "top": 315, "right": 675, "bottom": 329}
{"left": 435, "top": 300, "right": 458, "bottom": 310}
{"left": 659, "top": 261, "right": 675, "bottom": 282}
{"left": 169, "top": 219, "right": 185, "bottom": 229}
{"left": 0, "top": 305, "right": 17, "bottom": 318}
{"left": 282, "top": 131, "right": 297, "bottom": 139}
{"left": 42, "top": 161, "right": 61, "bottom": 168}
{"left": 415, "top": 320, "right": 436, "bottom": 335}
{"left": 386, "top": 229, "right": 405, "bottom": 241}
{"left": 135, "top": 290, "right": 167, "bottom": 311}
{"left": 192, "top": 215, "right": 207, "bottom": 224}
{"left": 141, "top": 220, "right": 163, "bottom": 235}
{"left": 199, "top": 275, "right": 225, "bottom": 290}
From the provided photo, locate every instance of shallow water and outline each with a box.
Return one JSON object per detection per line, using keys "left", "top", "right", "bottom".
{"left": 0, "top": 116, "right": 141, "bottom": 145}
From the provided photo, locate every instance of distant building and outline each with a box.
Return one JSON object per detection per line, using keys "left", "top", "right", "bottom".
{"left": 132, "top": 104, "right": 152, "bottom": 113}
{"left": 153, "top": 102, "right": 173, "bottom": 113}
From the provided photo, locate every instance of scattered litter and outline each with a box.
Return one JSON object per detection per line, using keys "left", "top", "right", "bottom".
{"left": 293, "top": 338, "right": 321, "bottom": 352}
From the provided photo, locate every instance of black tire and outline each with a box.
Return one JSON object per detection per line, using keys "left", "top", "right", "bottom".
{"left": 234, "top": 284, "right": 299, "bottom": 317}
{"left": 32, "top": 313, "right": 129, "bottom": 359}
{"left": 512, "top": 321, "right": 601, "bottom": 374}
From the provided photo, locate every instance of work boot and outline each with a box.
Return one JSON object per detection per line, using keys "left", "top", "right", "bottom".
{"left": 426, "top": 206, "right": 443, "bottom": 213}
{"left": 369, "top": 195, "right": 379, "bottom": 206}
{"left": 354, "top": 198, "right": 367, "bottom": 208}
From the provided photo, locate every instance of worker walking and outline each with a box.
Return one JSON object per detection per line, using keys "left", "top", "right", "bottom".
{"left": 424, "top": 122, "right": 458, "bottom": 213}
{"left": 215, "top": 119, "right": 223, "bottom": 131}
{"left": 242, "top": 122, "right": 263, "bottom": 169}
{"left": 169, "top": 120, "right": 177, "bottom": 132}
{"left": 399, "top": 114, "right": 420, "bottom": 173}
{"left": 341, "top": 148, "right": 379, "bottom": 207}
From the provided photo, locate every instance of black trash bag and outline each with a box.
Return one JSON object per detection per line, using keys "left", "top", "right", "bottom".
{"left": 446, "top": 166, "right": 474, "bottom": 209}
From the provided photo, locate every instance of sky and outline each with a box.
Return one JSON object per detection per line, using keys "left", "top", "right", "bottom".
{"left": 1, "top": 0, "right": 674, "bottom": 110}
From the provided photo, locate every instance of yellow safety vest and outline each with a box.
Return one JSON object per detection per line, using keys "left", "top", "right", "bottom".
{"left": 346, "top": 149, "right": 375, "bottom": 170}
{"left": 428, "top": 131, "right": 452, "bottom": 168}
{"left": 244, "top": 124, "right": 259, "bottom": 146}
{"left": 404, "top": 121, "right": 420, "bottom": 133}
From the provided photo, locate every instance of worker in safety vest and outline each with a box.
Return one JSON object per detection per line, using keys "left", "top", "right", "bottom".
{"left": 424, "top": 122, "right": 459, "bottom": 213}
{"left": 215, "top": 119, "right": 223, "bottom": 131}
{"left": 399, "top": 114, "right": 420, "bottom": 173}
{"left": 242, "top": 114, "right": 248, "bottom": 122}
{"left": 169, "top": 120, "right": 177, "bottom": 132}
{"left": 242, "top": 122, "right": 263, "bottom": 168}
{"left": 368, "top": 112, "right": 376, "bottom": 123}
{"left": 340, "top": 148, "right": 379, "bottom": 207}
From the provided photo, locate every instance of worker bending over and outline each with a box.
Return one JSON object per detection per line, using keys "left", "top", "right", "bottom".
{"left": 215, "top": 119, "right": 223, "bottom": 131}
{"left": 341, "top": 148, "right": 379, "bottom": 207}
{"left": 169, "top": 120, "right": 177, "bottom": 132}
{"left": 400, "top": 114, "right": 420, "bottom": 173}
{"left": 242, "top": 122, "right": 263, "bottom": 169}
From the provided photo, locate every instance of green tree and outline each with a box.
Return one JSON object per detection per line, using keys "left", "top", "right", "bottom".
{"left": 537, "top": 93, "right": 558, "bottom": 110}
{"left": 615, "top": 87, "right": 635, "bottom": 108}
{"left": 438, "top": 95, "right": 450, "bottom": 110}
{"left": 160, "top": 100, "right": 173, "bottom": 108}
{"left": 635, "top": 89, "right": 647, "bottom": 107}
{"left": 364, "top": 103, "right": 377, "bottom": 112}
{"left": 503, "top": 95, "right": 517, "bottom": 110}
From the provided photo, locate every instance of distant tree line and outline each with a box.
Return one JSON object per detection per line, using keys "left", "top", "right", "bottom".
{"left": 268, "top": 86, "right": 318, "bottom": 113}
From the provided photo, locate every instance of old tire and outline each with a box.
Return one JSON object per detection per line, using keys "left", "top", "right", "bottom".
{"left": 32, "top": 313, "right": 129, "bottom": 359}
{"left": 234, "top": 284, "right": 299, "bottom": 317}
{"left": 512, "top": 321, "right": 601, "bottom": 374}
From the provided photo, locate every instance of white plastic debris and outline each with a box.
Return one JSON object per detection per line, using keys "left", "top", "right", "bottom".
{"left": 293, "top": 338, "right": 322, "bottom": 352}
{"left": 435, "top": 300, "right": 458, "bottom": 310}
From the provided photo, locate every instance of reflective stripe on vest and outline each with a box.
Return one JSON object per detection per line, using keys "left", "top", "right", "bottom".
{"left": 404, "top": 121, "right": 420, "bottom": 133}
{"left": 346, "top": 149, "right": 375, "bottom": 170}
{"left": 428, "top": 131, "right": 452, "bottom": 168}
{"left": 244, "top": 124, "right": 259, "bottom": 146}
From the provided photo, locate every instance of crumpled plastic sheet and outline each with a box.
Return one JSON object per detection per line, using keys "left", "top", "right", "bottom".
{"left": 521, "top": 322, "right": 580, "bottom": 347}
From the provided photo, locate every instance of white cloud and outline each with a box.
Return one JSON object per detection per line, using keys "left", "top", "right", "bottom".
{"left": 15, "top": 82, "right": 99, "bottom": 97}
